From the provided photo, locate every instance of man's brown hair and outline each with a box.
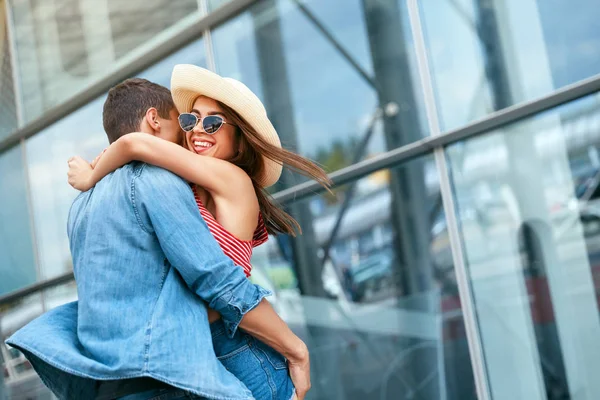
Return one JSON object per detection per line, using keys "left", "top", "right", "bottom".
{"left": 103, "top": 78, "right": 175, "bottom": 143}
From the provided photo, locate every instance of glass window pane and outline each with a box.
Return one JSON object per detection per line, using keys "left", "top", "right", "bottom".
{"left": 420, "top": 0, "right": 600, "bottom": 131}
{"left": 44, "top": 281, "right": 78, "bottom": 311}
{"left": 0, "top": 293, "right": 50, "bottom": 398}
{"left": 8, "top": 0, "right": 200, "bottom": 122}
{"left": 251, "top": 156, "right": 476, "bottom": 399}
{"left": 0, "top": 145, "right": 37, "bottom": 295}
{"left": 137, "top": 39, "right": 207, "bottom": 87}
{"left": 25, "top": 38, "right": 206, "bottom": 280}
{"left": 447, "top": 92, "right": 600, "bottom": 398}
{"left": 211, "top": 0, "right": 428, "bottom": 181}
{"left": 208, "top": 0, "right": 233, "bottom": 12}
{"left": 26, "top": 97, "right": 106, "bottom": 280}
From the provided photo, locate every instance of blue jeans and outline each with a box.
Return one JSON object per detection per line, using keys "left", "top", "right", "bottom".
{"left": 211, "top": 319, "right": 296, "bottom": 400}
{"left": 118, "top": 321, "right": 296, "bottom": 400}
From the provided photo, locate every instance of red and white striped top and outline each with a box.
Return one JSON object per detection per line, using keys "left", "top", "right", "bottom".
{"left": 192, "top": 186, "right": 268, "bottom": 277}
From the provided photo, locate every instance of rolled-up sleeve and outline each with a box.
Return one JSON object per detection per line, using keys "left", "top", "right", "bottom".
{"left": 132, "top": 164, "right": 271, "bottom": 337}
{"left": 208, "top": 285, "right": 272, "bottom": 338}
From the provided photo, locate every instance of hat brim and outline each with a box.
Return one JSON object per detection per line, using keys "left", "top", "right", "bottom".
{"left": 171, "top": 64, "right": 282, "bottom": 188}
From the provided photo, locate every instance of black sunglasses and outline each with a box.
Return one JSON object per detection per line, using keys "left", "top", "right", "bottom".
{"left": 178, "top": 113, "right": 234, "bottom": 134}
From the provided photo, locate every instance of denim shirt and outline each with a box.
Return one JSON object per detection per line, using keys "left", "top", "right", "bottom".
{"left": 6, "top": 163, "right": 270, "bottom": 400}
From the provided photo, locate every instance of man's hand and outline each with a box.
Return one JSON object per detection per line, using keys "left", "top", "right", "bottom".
{"left": 67, "top": 156, "right": 94, "bottom": 191}
{"left": 288, "top": 345, "right": 311, "bottom": 400}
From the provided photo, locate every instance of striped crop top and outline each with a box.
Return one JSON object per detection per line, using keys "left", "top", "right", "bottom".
{"left": 192, "top": 186, "right": 268, "bottom": 277}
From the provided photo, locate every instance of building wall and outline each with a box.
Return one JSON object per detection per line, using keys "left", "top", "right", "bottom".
{"left": 2, "top": 0, "right": 600, "bottom": 399}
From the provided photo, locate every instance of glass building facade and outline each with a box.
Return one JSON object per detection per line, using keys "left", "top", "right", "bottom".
{"left": 1, "top": 0, "right": 600, "bottom": 399}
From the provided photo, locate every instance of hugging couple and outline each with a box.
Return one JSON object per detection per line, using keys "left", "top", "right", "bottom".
{"left": 6, "top": 64, "right": 330, "bottom": 400}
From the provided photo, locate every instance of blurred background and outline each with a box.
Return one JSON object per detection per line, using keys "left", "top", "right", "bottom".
{"left": 1, "top": 0, "right": 600, "bottom": 399}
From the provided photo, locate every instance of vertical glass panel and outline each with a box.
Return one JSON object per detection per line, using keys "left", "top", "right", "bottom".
{"left": 211, "top": 0, "right": 427, "bottom": 181}
{"left": 8, "top": 0, "right": 199, "bottom": 122}
{"left": 0, "top": 145, "right": 37, "bottom": 295}
{"left": 447, "top": 93, "right": 600, "bottom": 398}
{"left": 251, "top": 157, "right": 476, "bottom": 399}
{"left": 26, "top": 38, "right": 206, "bottom": 280}
{"left": 420, "top": 0, "right": 600, "bottom": 131}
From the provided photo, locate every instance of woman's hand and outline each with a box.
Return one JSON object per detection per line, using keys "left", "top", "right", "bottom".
{"left": 287, "top": 344, "right": 311, "bottom": 400}
{"left": 67, "top": 156, "right": 94, "bottom": 191}
{"left": 90, "top": 149, "right": 105, "bottom": 169}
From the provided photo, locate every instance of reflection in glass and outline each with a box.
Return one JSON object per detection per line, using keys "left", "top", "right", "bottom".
{"left": 44, "top": 281, "right": 78, "bottom": 311}
{"left": 25, "top": 38, "right": 206, "bottom": 281}
{"left": 420, "top": 0, "right": 600, "bottom": 131}
{"left": 251, "top": 157, "right": 476, "bottom": 399}
{"left": 0, "top": 282, "right": 77, "bottom": 398}
{"left": 211, "top": 0, "right": 426, "bottom": 181}
{"left": 8, "top": 0, "right": 199, "bottom": 122}
{"left": 26, "top": 97, "right": 107, "bottom": 281}
{"left": 208, "top": 0, "right": 233, "bottom": 12}
{"left": 0, "top": 145, "right": 37, "bottom": 295}
{"left": 1, "top": 294, "right": 49, "bottom": 398}
{"left": 106, "top": 0, "right": 197, "bottom": 59}
{"left": 136, "top": 38, "right": 207, "bottom": 87}
{"left": 447, "top": 93, "right": 600, "bottom": 398}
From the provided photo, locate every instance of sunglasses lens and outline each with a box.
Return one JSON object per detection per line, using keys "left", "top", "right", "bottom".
{"left": 178, "top": 113, "right": 198, "bottom": 132}
{"left": 203, "top": 115, "right": 224, "bottom": 134}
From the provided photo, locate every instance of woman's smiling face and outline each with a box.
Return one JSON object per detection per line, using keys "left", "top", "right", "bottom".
{"left": 184, "top": 96, "right": 238, "bottom": 160}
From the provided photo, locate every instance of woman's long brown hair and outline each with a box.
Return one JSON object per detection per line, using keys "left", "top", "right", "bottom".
{"left": 219, "top": 101, "right": 331, "bottom": 236}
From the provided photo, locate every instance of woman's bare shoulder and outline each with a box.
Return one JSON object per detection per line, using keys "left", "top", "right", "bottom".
{"left": 212, "top": 172, "right": 260, "bottom": 241}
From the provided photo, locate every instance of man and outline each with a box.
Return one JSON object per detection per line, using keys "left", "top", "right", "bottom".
{"left": 6, "top": 78, "right": 310, "bottom": 400}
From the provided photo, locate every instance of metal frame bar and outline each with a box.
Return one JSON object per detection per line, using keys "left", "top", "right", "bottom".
{"left": 0, "top": 0, "right": 260, "bottom": 154}
{"left": 203, "top": 26, "right": 218, "bottom": 73}
{"left": 4, "top": 0, "right": 23, "bottom": 127}
{"left": 407, "top": 1, "right": 490, "bottom": 398}
{"left": 0, "top": 272, "right": 73, "bottom": 306}
{"left": 203, "top": 27, "right": 217, "bottom": 72}
{"left": 272, "top": 71, "right": 600, "bottom": 204}
{"left": 198, "top": 0, "right": 218, "bottom": 72}
{"left": 19, "top": 138, "right": 46, "bottom": 311}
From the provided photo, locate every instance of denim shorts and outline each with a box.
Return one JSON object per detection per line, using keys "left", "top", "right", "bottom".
{"left": 210, "top": 319, "right": 296, "bottom": 400}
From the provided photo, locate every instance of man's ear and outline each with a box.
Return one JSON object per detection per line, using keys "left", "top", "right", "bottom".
{"left": 144, "top": 108, "right": 161, "bottom": 135}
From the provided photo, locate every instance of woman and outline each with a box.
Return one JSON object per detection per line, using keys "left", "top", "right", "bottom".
{"left": 68, "top": 65, "right": 331, "bottom": 400}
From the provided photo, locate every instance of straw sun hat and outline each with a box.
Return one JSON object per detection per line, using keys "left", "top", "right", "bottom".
{"left": 171, "top": 64, "right": 282, "bottom": 188}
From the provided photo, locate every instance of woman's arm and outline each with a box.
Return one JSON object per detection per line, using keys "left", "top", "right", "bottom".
{"left": 239, "top": 300, "right": 311, "bottom": 400}
{"left": 71, "top": 132, "right": 252, "bottom": 199}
